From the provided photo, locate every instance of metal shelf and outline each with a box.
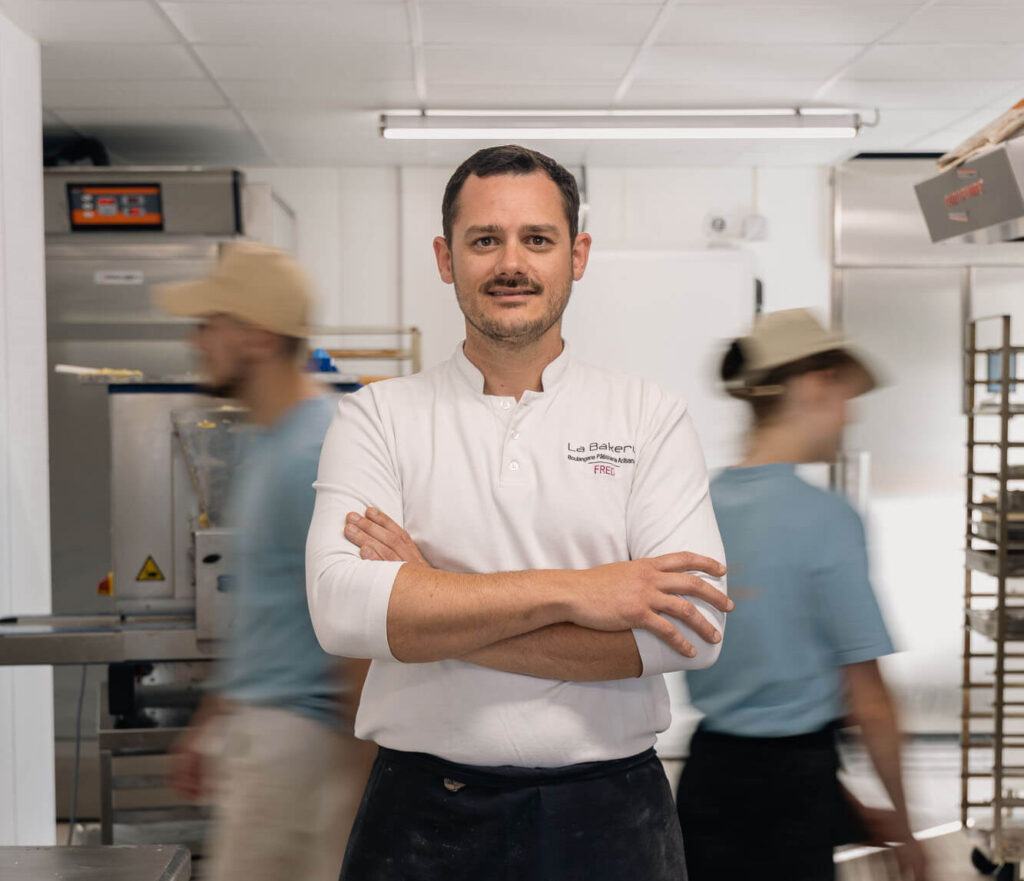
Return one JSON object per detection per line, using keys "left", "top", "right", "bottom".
{"left": 963, "top": 315, "right": 1024, "bottom": 863}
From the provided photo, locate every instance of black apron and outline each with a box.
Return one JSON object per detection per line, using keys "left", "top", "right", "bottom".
{"left": 676, "top": 721, "right": 867, "bottom": 881}
{"left": 341, "top": 746, "right": 687, "bottom": 881}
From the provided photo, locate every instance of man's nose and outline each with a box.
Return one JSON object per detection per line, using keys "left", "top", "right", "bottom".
{"left": 495, "top": 240, "right": 527, "bottom": 276}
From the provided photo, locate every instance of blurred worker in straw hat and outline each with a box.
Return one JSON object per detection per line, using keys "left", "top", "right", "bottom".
{"left": 156, "top": 242, "right": 372, "bottom": 881}
{"left": 676, "top": 308, "right": 928, "bottom": 880}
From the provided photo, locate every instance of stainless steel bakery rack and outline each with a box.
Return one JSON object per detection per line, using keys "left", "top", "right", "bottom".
{"left": 964, "top": 315, "right": 1024, "bottom": 879}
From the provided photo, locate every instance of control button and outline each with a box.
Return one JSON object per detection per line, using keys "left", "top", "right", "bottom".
{"left": 500, "top": 400, "right": 512, "bottom": 410}
{"left": 508, "top": 461, "right": 520, "bottom": 472}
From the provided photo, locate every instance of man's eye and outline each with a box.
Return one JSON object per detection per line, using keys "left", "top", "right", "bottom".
{"left": 528, "top": 236, "right": 550, "bottom": 246}
{"left": 475, "top": 236, "right": 495, "bottom": 247}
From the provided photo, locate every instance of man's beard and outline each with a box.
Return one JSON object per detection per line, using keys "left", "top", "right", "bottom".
{"left": 200, "top": 367, "right": 246, "bottom": 400}
{"left": 454, "top": 270, "right": 572, "bottom": 348}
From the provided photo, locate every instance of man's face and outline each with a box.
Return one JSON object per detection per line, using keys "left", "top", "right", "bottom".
{"left": 434, "top": 171, "right": 591, "bottom": 348}
{"left": 192, "top": 313, "right": 251, "bottom": 398}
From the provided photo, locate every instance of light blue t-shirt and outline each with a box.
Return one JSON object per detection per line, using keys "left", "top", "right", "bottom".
{"left": 215, "top": 395, "right": 342, "bottom": 730}
{"left": 685, "top": 464, "right": 894, "bottom": 738}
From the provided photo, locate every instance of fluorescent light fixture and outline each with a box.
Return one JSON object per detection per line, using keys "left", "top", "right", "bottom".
{"left": 379, "top": 109, "right": 866, "bottom": 141}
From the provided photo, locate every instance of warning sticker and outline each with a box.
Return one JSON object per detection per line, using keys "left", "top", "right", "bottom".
{"left": 135, "top": 556, "right": 165, "bottom": 582}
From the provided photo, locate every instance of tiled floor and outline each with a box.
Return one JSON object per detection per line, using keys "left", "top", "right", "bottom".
{"left": 839, "top": 737, "right": 1007, "bottom": 880}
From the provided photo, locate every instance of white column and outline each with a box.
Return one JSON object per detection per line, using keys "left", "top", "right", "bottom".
{"left": 0, "top": 11, "right": 55, "bottom": 845}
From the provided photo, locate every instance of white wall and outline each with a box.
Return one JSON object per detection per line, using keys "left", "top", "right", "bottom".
{"left": 251, "top": 162, "right": 833, "bottom": 376}
{"left": 0, "top": 11, "right": 55, "bottom": 845}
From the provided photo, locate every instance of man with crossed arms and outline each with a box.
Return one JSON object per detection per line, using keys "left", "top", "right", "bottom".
{"left": 306, "top": 145, "right": 731, "bottom": 881}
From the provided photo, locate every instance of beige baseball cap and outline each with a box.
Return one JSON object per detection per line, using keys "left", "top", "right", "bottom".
{"left": 723, "top": 308, "right": 878, "bottom": 399}
{"left": 154, "top": 241, "right": 313, "bottom": 339}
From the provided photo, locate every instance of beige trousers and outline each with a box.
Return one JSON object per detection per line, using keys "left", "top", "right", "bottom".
{"left": 204, "top": 704, "right": 370, "bottom": 881}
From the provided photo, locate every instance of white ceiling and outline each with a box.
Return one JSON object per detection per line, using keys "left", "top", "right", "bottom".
{"left": 5, "top": 0, "right": 1024, "bottom": 167}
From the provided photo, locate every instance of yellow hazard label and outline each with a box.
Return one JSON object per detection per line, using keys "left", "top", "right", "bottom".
{"left": 135, "top": 556, "right": 165, "bottom": 582}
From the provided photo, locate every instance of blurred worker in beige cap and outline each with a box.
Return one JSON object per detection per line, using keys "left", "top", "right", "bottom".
{"left": 676, "top": 308, "right": 928, "bottom": 881}
{"left": 157, "top": 242, "right": 372, "bottom": 881}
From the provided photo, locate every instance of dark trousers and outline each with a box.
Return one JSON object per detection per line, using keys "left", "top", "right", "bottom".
{"left": 676, "top": 723, "right": 865, "bottom": 881}
{"left": 340, "top": 746, "right": 687, "bottom": 881}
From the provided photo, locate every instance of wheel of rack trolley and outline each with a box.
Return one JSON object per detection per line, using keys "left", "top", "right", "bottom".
{"left": 973, "top": 847, "right": 998, "bottom": 875}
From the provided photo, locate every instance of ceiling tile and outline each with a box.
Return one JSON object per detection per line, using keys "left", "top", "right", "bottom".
{"left": 581, "top": 139, "right": 750, "bottom": 165}
{"left": 847, "top": 44, "right": 1024, "bottom": 79}
{"left": 418, "top": 0, "right": 660, "bottom": 4}
{"left": 221, "top": 78, "right": 419, "bottom": 109}
{"left": 161, "top": 2, "right": 409, "bottom": 45}
{"left": 195, "top": 43, "right": 413, "bottom": 80}
{"left": 424, "top": 45, "right": 634, "bottom": 84}
{"left": 849, "top": 107, "right": 969, "bottom": 148}
{"left": 41, "top": 43, "right": 205, "bottom": 79}
{"left": 244, "top": 108, "right": 428, "bottom": 164}
{"left": 421, "top": 4, "right": 658, "bottom": 45}
{"left": 821, "top": 79, "right": 1020, "bottom": 109}
{"left": 43, "top": 78, "right": 226, "bottom": 109}
{"left": 734, "top": 141, "right": 858, "bottom": 166}
{"left": 885, "top": 6, "right": 1024, "bottom": 43}
{"left": 635, "top": 44, "right": 863, "bottom": 82}
{"left": 0, "top": 0, "right": 177, "bottom": 42}
{"left": 425, "top": 82, "right": 619, "bottom": 108}
{"left": 658, "top": 5, "right": 910, "bottom": 44}
{"left": 906, "top": 99, "right": 1016, "bottom": 150}
{"left": 671, "top": 0, "right": 921, "bottom": 4}
{"left": 931, "top": 0, "right": 1024, "bottom": 7}
{"left": 53, "top": 108, "right": 270, "bottom": 164}
{"left": 620, "top": 80, "right": 825, "bottom": 106}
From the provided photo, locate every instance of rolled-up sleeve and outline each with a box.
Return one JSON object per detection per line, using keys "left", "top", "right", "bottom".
{"left": 306, "top": 388, "right": 404, "bottom": 660}
{"left": 626, "top": 392, "right": 727, "bottom": 676}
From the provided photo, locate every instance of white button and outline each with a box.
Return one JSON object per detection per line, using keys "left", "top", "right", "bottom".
{"left": 508, "top": 461, "right": 520, "bottom": 472}
{"left": 511, "top": 430, "right": 520, "bottom": 440}
{"left": 500, "top": 400, "right": 512, "bottom": 410}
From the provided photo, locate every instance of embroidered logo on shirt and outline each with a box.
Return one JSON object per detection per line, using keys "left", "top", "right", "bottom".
{"left": 566, "top": 441, "right": 636, "bottom": 476}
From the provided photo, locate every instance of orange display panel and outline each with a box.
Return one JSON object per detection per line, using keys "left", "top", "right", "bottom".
{"left": 68, "top": 184, "right": 163, "bottom": 231}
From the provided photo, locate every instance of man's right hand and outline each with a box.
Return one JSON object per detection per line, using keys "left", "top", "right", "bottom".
{"left": 564, "top": 553, "right": 729, "bottom": 658}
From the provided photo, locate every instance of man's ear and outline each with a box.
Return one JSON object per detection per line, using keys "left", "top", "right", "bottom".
{"left": 434, "top": 236, "right": 454, "bottom": 284}
{"left": 572, "top": 232, "right": 592, "bottom": 282}
{"left": 244, "top": 327, "right": 280, "bottom": 361}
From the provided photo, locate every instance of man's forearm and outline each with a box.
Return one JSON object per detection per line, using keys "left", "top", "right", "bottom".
{"left": 386, "top": 564, "right": 575, "bottom": 662}
{"left": 845, "top": 661, "right": 913, "bottom": 838}
{"left": 461, "top": 625, "right": 642, "bottom": 681}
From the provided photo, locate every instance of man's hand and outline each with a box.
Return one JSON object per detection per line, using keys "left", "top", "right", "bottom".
{"left": 169, "top": 729, "right": 206, "bottom": 801}
{"left": 563, "top": 554, "right": 729, "bottom": 658}
{"left": 344, "top": 508, "right": 430, "bottom": 566}
{"left": 167, "top": 694, "right": 225, "bottom": 801}
{"left": 345, "top": 507, "right": 729, "bottom": 659}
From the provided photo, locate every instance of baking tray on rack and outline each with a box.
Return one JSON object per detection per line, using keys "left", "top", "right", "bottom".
{"left": 968, "top": 608, "right": 1024, "bottom": 639}
{"left": 967, "top": 548, "right": 1024, "bottom": 576}
{"left": 975, "top": 519, "right": 1024, "bottom": 543}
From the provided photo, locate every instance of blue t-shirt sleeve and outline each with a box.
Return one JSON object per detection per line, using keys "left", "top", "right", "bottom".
{"left": 811, "top": 498, "right": 895, "bottom": 667}
{"left": 276, "top": 403, "right": 334, "bottom": 546}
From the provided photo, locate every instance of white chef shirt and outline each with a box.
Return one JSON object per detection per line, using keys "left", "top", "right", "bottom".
{"left": 306, "top": 342, "right": 726, "bottom": 767}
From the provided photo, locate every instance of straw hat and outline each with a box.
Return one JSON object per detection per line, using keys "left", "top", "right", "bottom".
{"left": 722, "top": 308, "right": 878, "bottom": 399}
{"left": 154, "top": 241, "right": 313, "bottom": 339}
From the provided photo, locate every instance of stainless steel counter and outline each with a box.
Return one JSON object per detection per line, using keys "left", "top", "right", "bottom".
{"left": 0, "top": 613, "right": 216, "bottom": 665}
{"left": 0, "top": 845, "right": 190, "bottom": 880}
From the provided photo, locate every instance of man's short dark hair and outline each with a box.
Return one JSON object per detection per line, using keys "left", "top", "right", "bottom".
{"left": 441, "top": 145, "right": 580, "bottom": 243}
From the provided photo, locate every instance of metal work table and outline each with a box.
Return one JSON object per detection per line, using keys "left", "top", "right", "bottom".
{"left": 0, "top": 845, "right": 190, "bottom": 880}
{"left": 0, "top": 613, "right": 216, "bottom": 665}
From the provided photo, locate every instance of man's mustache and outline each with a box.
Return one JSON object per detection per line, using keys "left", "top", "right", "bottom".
{"left": 478, "top": 274, "right": 544, "bottom": 294}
